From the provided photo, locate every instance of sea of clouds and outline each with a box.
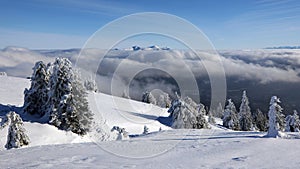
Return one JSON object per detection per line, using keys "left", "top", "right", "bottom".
{"left": 1, "top": 46, "right": 300, "bottom": 113}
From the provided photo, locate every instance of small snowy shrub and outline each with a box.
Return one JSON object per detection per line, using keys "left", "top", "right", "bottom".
{"left": 143, "top": 125, "right": 149, "bottom": 135}
{"left": 5, "top": 112, "right": 30, "bottom": 149}
{"left": 111, "top": 126, "right": 129, "bottom": 140}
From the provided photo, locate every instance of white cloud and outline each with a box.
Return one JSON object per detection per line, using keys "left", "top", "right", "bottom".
{"left": 2, "top": 47, "right": 300, "bottom": 99}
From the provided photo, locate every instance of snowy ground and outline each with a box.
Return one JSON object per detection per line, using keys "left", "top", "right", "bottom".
{"left": 1, "top": 129, "right": 300, "bottom": 168}
{"left": 1, "top": 76, "right": 300, "bottom": 168}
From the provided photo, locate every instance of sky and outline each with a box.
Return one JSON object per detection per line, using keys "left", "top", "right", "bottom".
{"left": 0, "top": 0, "right": 300, "bottom": 49}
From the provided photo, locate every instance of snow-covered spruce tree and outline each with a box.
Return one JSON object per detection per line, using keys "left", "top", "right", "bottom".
{"left": 267, "top": 96, "right": 284, "bottom": 137}
{"left": 196, "top": 103, "right": 210, "bottom": 129}
{"left": 23, "top": 61, "right": 50, "bottom": 117}
{"left": 253, "top": 109, "right": 268, "bottom": 131}
{"left": 143, "top": 125, "right": 149, "bottom": 135}
{"left": 293, "top": 110, "right": 300, "bottom": 132}
{"left": 5, "top": 112, "right": 30, "bottom": 149}
{"left": 47, "top": 58, "right": 93, "bottom": 135}
{"left": 142, "top": 91, "right": 157, "bottom": 105}
{"left": 276, "top": 108, "right": 285, "bottom": 132}
{"left": 285, "top": 110, "right": 300, "bottom": 132}
{"left": 223, "top": 99, "right": 240, "bottom": 130}
{"left": 239, "top": 91, "right": 253, "bottom": 131}
{"left": 168, "top": 96, "right": 209, "bottom": 129}
{"left": 212, "top": 102, "right": 224, "bottom": 118}
{"left": 157, "top": 92, "right": 171, "bottom": 108}
{"left": 84, "top": 79, "right": 98, "bottom": 92}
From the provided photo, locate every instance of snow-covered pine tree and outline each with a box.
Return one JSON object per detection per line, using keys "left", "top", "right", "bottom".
{"left": 157, "top": 92, "right": 171, "bottom": 108}
{"left": 143, "top": 125, "right": 149, "bottom": 135}
{"left": 210, "top": 102, "right": 224, "bottom": 119}
{"left": 47, "top": 58, "right": 93, "bottom": 135}
{"left": 5, "top": 112, "right": 30, "bottom": 149}
{"left": 239, "top": 91, "right": 253, "bottom": 131}
{"left": 285, "top": 110, "right": 300, "bottom": 132}
{"left": 267, "top": 96, "right": 284, "bottom": 137}
{"left": 142, "top": 91, "right": 156, "bottom": 105}
{"left": 168, "top": 98, "right": 188, "bottom": 128}
{"left": 183, "top": 96, "right": 199, "bottom": 110}
{"left": 84, "top": 79, "right": 98, "bottom": 92}
{"left": 23, "top": 61, "right": 50, "bottom": 117}
{"left": 276, "top": 108, "right": 285, "bottom": 132}
{"left": 216, "top": 103, "right": 224, "bottom": 118}
{"left": 168, "top": 96, "right": 209, "bottom": 129}
{"left": 253, "top": 109, "right": 268, "bottom": 131}
{"left": 285, "top": 115, "right": 293, "bottom": 132}
{"left": 293, "top": 110, "right": 300, "bottom": 132}
{"left": 222, "top": 99, "right": 240, "bottom": 130}
{"left": 196, "top": 103, "right": 210, "bottom": 129}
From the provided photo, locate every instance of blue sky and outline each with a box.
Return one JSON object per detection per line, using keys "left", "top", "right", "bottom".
{"left": 0, "top": 0, "right": 299, "bottom": 49}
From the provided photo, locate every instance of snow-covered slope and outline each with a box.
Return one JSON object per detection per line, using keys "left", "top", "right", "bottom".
{"left": 1, "top": 76, "right": 300, "bottom": 168}
{"left": 0, "top": 76, "right": 171, "bottom": 149}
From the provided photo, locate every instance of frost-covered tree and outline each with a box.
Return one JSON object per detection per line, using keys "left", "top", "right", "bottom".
{"left": 111, "top": 126, "right": 128, "bottom": 140}
{"left": 168, "top": 96, "right": 209, "bottom": 129}
{"left": 157, "top": 92, "right": 171, "bottom": 108}
{"left": 267, "top": 96, "right": 284, "bottom": 137}
{"left": 276, "top": 109, "right": 285, "bottom": 132}
{"left": 223, "top": 99, "right": 240, "bottom": 130}
{"left": 211, "top": 102, "right": 224, "bottom": 118}
{"left": 142, "top": 91, "right": 157, "bottom": 105}
{"left": 5, "top": 112, "right": 30, "bottom": 149}
{"left": 47, "top": 58, "right": 93, "bottom": 135}
{"left": 143, "top": 125, "right": 149, "bottom": 135}
{"left": 293, "top": 110, "right": 300, "bottom": 132}
{"left": 183, "top": 96, "right": 199, "bottom": 111}
{"left": 23, "top": 61, "right": 50, "bottom": 117}
{"left": 84, "top": 79, "right": 98, "bottom": 92}
{"left": 285, "top": 110, "right": 300, "bottom": 132}
{"left": 253, "top": 109, "right": 268, "bottom": 131}
{"left": 239, "top": 91, "right": 253, "bottom": 131}
{"left": 196, "top": 103, "right": 210, "bottom": 129}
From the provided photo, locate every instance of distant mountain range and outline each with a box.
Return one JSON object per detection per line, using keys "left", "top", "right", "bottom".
{"left": 265, "top": 46, "right": 300, "bottom": 49}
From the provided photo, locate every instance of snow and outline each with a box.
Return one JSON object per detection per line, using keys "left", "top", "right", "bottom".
{"left": 0, "top": 76, "right": 30, "bottom": 106}
{"left": 1, "top": 130, "right": 300, "bottom": 168}
{"left": 1, "top": 76, "right": 300, "bottom": 168}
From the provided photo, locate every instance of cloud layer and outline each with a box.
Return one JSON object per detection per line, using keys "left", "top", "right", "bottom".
{"left": 1, "top": 47, "right": 300, "bottom": 113}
